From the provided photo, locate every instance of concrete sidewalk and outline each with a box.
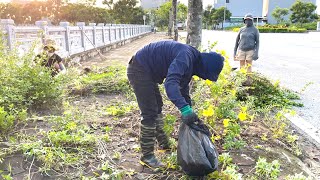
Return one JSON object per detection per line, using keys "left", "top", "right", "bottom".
{"left": 80, "top": 33, "right": 171, "bottom": 68}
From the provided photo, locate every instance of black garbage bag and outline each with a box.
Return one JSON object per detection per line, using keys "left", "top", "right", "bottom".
{"left": 177, "top": 120, "right": 219, "bottom": 176}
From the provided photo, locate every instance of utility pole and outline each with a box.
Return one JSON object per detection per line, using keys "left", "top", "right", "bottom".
{"left": 223, "top": 1, "right": 226, "bottom": 30}
{"left": 223, "top": 0, "right": 230, "bottom": 30}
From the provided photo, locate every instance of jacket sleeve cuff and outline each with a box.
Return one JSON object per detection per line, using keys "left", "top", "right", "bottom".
{"left": 180, "top": 105, "right": 193, "bottom": 117}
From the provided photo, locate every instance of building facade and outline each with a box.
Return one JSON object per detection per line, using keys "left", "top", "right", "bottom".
{"left": 213, "top": 0, "right": 317, "bottom": 25}
{"left": 140, "top": 0, "right": 169, "bottom": 9}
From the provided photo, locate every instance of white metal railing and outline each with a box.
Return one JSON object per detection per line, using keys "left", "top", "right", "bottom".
{"left": 0, "top": 19, "right": 152, "bottom": 58}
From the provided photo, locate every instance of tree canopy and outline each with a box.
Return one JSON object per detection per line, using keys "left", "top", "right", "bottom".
{"left": 203, "top": 6, "right": 231, "bottom": 29}
{"left": 152, "top": 1, "right": 187, "bottom": 29}
{"left": 272, "top": 6, "right": 289, "bottom": 24}
{"left": 0, "top": 0, "right": 145, "bottom": 25}
{"left": 290, "top": 0, "right": 318, "bottom": 24}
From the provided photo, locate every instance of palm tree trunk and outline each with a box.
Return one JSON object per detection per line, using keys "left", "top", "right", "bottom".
{"left": 172, "top": 0, "right": 178, "bottom": 41}
{"left": 186, "top": 0, "right": 202, "bottom": 48}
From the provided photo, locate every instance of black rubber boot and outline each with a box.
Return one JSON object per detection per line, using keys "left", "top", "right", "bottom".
{"left": 140, "top": 124, "right": 164, "bottom": 169}
{"left": 155, "top": 114, "right": 170, "bottom": 150}
{"left": 140, "top": 154, "right": 164, "bottom": 169}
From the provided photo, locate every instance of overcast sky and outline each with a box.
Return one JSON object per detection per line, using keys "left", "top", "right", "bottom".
{"left": 179, "top": 0, "right": 213, "bottom": 8}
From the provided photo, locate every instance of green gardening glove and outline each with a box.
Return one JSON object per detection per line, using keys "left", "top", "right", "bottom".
{"left": 180, "top": 105, "right": 198, "bottom": 125}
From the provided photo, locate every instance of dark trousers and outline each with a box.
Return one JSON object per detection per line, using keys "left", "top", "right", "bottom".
{"left": 127, "top": 57, "right": 163, "bottom": 126}
{"left": 127, "top": 57, "right": 168, "bottom": 157}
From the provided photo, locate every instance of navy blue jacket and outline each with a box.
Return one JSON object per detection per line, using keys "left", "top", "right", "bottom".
{"left": 135, "top": 41, "right": 224, "bottom": 109}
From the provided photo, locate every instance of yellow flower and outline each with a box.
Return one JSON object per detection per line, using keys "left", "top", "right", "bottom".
{"left": 212, "top": 135, "right": 221, "bottom": 141}
{"left": 231, "top": 90, "right": 237, "bottom": 96}
{"left": 66, "top": 122, "right": 77, "bottom": 130}
{"left": 240, "top": 106, "right": 247, "bottom": 112}
{"left": 193, "top": 75, "right": 200, "bottom": 81}
{"left": 274, "top": 80, "right": 280, "bottom": 88}
{"left": 223, "top": 119, "right": 230, "bottom": 127}
{"left": 203, "top": 105, "right": 214, "bottom": 117}
{"left": 205, "top": 79, "right": 213, "bottom": 85}
{"left": 238, "top": 112, "right": 247, "bottom": 121}
{"left": 261, "top": 133, "right": 268, "bottom": 141}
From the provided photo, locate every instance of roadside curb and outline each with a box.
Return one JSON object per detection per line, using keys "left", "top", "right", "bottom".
{"left": 285, "top": 114, "right": 320, "bottom": 148}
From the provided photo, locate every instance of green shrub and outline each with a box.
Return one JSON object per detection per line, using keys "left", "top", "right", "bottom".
{"left": 232, "top": 25, "right": 307, "bottom": 33}
{"left": 0, "top": 35, "right": 67, "bottom": 133}
{"left": 0, "top": 107, "right": 27, "bottom": 134}
{"left": 225, "top": 25, "right": 242, "bottom": 31}
{"left": 294, "top": 22, "right": 317, "bottom": 30}
{"left": 0, "top": 37, "right": 66, "bottom": 110}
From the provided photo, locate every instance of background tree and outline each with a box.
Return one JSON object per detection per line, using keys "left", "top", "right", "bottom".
{"left": 154, "top": 2, "right": 187, "bottom": 30}
{"left": 58, "top": 3, "right": 111, "bottom": 24}
{"left": 186, "top": 0, "right": 202, "bottom": 48}
{"left": 172, "top": 0, "right": 178, "bottom": 41}
{"left": 177, "top": 3, "right": 187, "bottom": 23}
{"left": 203, "top": 5, "right": 215, "bottom": 29}
{"left": 211, "top": 7, "right": 231, "bottom": 29}
{"left": 290, "top": 0, "right": 318, "bottom": 25}
{"left": 110, "top": 0, "right": 144, "bottom": 24}
{"left": 0, "top": 1, "right": 112, "bottom": 25}
{"left": 272, "top": 6, "right": 289, "bottom": 24}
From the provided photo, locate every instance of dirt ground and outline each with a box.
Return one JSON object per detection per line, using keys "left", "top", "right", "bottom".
{"left": 71, "top": 94, "right": 320, "bottom": 179}
{"left": 73, "top": 33, "right": 320, "bottom": 179}
{"left": 1, "top": 33, "right": 320, "bottom": 179}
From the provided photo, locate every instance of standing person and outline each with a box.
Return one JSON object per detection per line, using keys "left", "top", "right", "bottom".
{"left": 234, "top": 13, "right": 260, "bottom": 76}
{"left": 127, "top": 41, "right": 224, "bottom": 169}
{"left": 35, "top": 38, "right": 66, "bottom": 76}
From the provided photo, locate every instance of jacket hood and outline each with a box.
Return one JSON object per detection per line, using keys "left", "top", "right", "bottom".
{"left": 194, "top": 52, "right": 224, "bottom": 81}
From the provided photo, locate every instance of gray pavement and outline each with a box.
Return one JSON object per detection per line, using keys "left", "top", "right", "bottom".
{"left": 181, "top": 30, "right": 320, "bottom": 129}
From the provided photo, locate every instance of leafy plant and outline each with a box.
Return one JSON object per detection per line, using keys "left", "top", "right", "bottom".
{"left": 222, "top": 119, "right": 246, "bottom": 150}
{"left": 237, "top": 73, "right": 302, "bottom": 110}
{"left": 70, "top": 66, "right": 132, "bottom": 96}
{"left": 164, "top": 114, "right": 177, "bottom": 136}
{"left": 255, "top": 157, "right": 281, "bottom": 180}
{"left": 285, "top": 173, "right": 312, "bottom": 180}
{"left": 105, "top": 101, "right": 137, "bottom": 117}
{"left": 218, "top": 153, "right": 233, "bottom": 170}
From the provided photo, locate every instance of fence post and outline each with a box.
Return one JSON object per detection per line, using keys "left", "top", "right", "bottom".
{"left": 118, "top": 24, "right": 122, "bottom": 41}
{"left": 317, "top": 22, "right": 320, "bottom": 31}
{"left": 0, "top": 19, "right": 15, "bottom": 50}
{"left": 35, "top": 20, "right": 48, "bottom": 42}
{"left": 60, "top": 21, "right": 71, "bottom": 55}
{"left": 97, "top": 23, "right": 105, "bottom": 45}
{"left": 105, "top": 24, "right": 111, "bottom": 43}
{"left": 89, "top": 23, "right": 96, "bottom": 46}
{"left": 76, "top": 22, "right": 86, "bottom": 51}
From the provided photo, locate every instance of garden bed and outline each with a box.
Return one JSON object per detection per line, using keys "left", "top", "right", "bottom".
{"left": 1, "top": 43, "right": 320, "bottom": 179}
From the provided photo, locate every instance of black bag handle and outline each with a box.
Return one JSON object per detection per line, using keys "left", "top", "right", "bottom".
{"left": 188, "top": 118, "right": 212, "bottom": 137}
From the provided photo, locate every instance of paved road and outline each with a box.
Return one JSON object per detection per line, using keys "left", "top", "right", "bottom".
{"left": 181, "top": 30, "right": 320, "bottom": 129}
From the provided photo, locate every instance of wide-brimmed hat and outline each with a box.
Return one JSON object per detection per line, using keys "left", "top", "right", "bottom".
{"left": 243, "top": 13, "right": 254, "bottom": 23}
{"left": 43, "top": 38, "right": 59, "bottom": 51}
